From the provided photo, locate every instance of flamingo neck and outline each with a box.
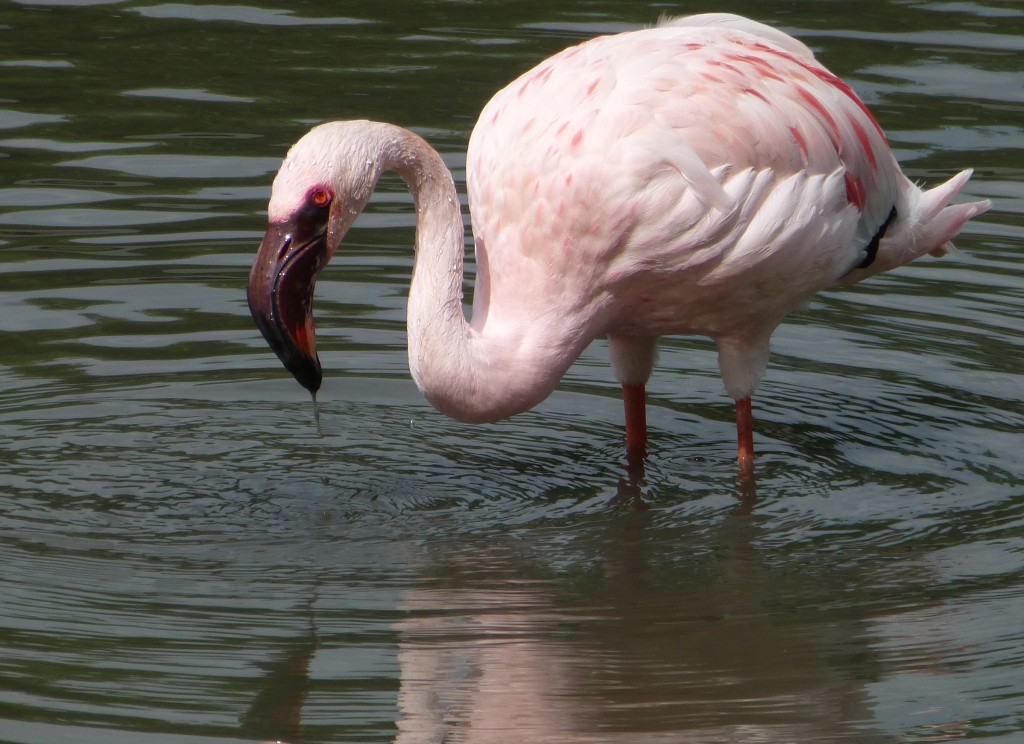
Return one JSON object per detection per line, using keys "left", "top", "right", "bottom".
{"left": 382, "top": 126, "right": 574, "bottom": 423}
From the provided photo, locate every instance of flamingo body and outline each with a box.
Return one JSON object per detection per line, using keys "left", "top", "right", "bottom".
{"left": 248, "top": 14, "right": 988, "bottom": 470}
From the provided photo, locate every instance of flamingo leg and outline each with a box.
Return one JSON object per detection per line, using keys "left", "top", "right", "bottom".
{"left": 623, "top": 383, "right": 648, "bottom": 459}
{"left": 736, "top": 396, "right": 754, "bottom": 473}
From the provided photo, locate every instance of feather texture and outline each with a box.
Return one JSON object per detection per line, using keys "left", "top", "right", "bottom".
{"left": 251, "top": 14, "right": 989, "bottom": 464}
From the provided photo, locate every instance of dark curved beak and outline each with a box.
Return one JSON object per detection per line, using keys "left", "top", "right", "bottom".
{"left": 247, "top": 219, "right": 328, "bottom": 394}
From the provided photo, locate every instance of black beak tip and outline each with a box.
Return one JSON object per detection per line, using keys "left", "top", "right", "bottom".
{"left": 249, "top": 219, "right": 329, "bottom": 397}
{"left": 291, "top": 359, "right": 323, "bottom": 395}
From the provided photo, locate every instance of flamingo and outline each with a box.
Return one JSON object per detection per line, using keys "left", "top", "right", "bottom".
{"left": 248, "top": 13, "right": 988, "bottom": 474}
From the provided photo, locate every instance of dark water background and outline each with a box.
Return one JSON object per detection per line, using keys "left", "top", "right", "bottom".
{"left": 1, "top": 1, "right": 1022, "bottom": 742}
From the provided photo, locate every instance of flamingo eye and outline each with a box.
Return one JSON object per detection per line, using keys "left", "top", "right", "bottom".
{"left": 310, "top": 189, "right": 332, "bottom": 208}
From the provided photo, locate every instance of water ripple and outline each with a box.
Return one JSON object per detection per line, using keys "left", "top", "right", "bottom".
{"left": 130, "top": 3, "right": 373, "bottom": 27}
{"left": 0, "top": 4, "right": 1021, "bottom": 742}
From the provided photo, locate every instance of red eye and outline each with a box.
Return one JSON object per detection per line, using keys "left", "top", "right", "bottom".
{"left": 310, "top": 189, "right": 331, "bottom": 207}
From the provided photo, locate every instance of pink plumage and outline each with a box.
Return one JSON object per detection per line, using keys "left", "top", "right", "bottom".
{"left": 249, "top": 13, "right": 989, "bottom": 473}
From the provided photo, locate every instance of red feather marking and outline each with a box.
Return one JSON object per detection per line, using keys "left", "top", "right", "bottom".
{"left": 727, "top": 51, "right": 785, "bottom": 82}
{"left": 745, "top": 40, "right": 887, "bottom": 140}
{"left": 795, "top": 86, "right": 841, "bottom": 149}
{"left": 847, "top": 113, "right": 878, "bottom": 172}
{"left": 844, "top": 171, "right": 867, "bottom": 210}
{"left": 789, "top": 125, "right": 809, "bottom": 161}
{"left": 808, "top": 66, "right": 887, "bottom": 140}
{"left": 743, "top": 87, "right": 770, "bottom": 104}
{"left": 710, "top": 57, "right": 744, "bottom": 76}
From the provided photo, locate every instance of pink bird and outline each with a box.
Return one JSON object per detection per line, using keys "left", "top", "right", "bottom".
{"left": 248, "top": 13, "right": 988, "bottom": 474}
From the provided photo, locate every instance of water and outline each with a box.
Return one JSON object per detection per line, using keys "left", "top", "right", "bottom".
{"left": 1, "top": 1, "right": 1022, "bottom": 742}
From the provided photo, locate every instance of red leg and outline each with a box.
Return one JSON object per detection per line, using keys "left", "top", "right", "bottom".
{"left": 736, "top": 396, "right": 754, "bottom": 474}
{"left": 621, "top": 383, "right": 649, "bottom": 493}
{"left": 623, "top": 383, "right": 647, "bottom": 459}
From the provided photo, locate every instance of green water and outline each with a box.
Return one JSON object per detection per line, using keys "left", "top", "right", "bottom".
{"left": 1, "top": 1, "right": 1022, "bottom": 742}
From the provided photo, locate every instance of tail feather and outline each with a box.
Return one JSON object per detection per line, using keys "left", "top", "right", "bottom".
{"left": 839, "top": 169, "right": 989, "bottom": 285}
{"left": 918, "top": 170, "right": 989, "bottom": 257}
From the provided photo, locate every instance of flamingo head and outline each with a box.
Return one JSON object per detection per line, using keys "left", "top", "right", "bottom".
{"left": 247, "top": 184, "right": 332, "bottom": 394}
{"left": 248, "top": 121, "right": 384, "bottom": 394}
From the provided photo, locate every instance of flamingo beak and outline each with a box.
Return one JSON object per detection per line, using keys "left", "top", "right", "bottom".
{"left": 247, "top": 218, "right": 328, "bottom": 394}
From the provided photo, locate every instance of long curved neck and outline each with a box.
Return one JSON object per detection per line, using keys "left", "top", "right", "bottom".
{"left": 379, "top": 125, "right": 573, "bottom": 423}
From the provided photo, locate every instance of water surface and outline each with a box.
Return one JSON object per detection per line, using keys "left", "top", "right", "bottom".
{"left": 1, "top": 1, "right": 1022, "bottom": 742}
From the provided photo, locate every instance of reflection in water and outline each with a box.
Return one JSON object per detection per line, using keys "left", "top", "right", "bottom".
{"left": 232, "top": 505, "right": 975, "bottom": 743}
{"left": 391, "top": 516, "right": 887, "bottom": 743}
{"left": 240, "top": 593, "right": 318, "bottom": 744}
{"left": 395, "top": 588, "right": 580, "bottom": 744}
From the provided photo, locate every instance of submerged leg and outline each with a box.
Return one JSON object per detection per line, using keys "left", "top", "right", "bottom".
{"left": 736, "top": 396, "right": 754, "bottom": 473}
{"left": 608, "top": 334, "right": 658, "bottom": 464}
{"left": 613, "top": 382, "right": 649, "bottom": 511}
{"left": 623, "top": 382, "right": 648, "bottom": 459}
